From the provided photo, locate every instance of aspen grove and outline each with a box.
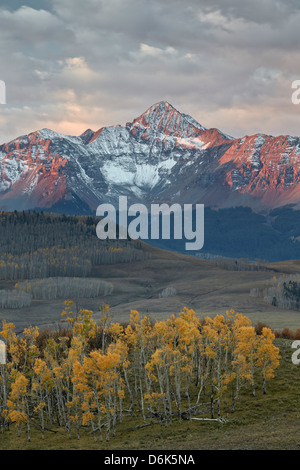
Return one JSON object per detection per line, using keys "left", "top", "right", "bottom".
{"left": 0, "top": 304, "right": 280, "bottom": 442}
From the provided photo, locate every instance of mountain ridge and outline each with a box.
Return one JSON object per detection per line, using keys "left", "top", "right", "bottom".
{"left": 1, "top": 100, "right": 300, "bottom": 213}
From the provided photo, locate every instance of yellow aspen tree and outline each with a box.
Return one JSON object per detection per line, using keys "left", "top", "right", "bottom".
{"left": 234, "top": 326, "right": 258, "bottom": 397}
{"left": 7, "top": 371, "right": 31, "bottom": 441}
{"left": 231, "top": 353, "right": 246, "bottom": 413}
{"left": 124, "top": 310, "right": 153, "bottom": 417}
{"left": 145, "top": 347, "right": 170, "bottom": 424}
{"left": 71, "top": 359, "right": 91, "bottom": 440}
{"left": 256, "top": 327, "right": 280, "bottom": 394}
{"left": 32, "top": 358, "right": 52, "bottom": 439}
{"left": 22, "top": 326, "right": 39, "bottom": 375}
{"left": 42, "top": 336, "right": 70, "bottom": 429}
{"left": 210, "top": 315, "right": 231, "bottom": 416}
{"left": 173, "top": 309, "right": 201, "bottom": 417}
{"left": 229, "top": 310, "right": 253, "bottom": 412}
{"left": 65, "top": 336, "right": 86, "bottom": 439}
{"left": 76, "top": 344, "right": 124, "bottom": 442}
{"left": 201, "top": 318, "right": 219, "bottom": 418}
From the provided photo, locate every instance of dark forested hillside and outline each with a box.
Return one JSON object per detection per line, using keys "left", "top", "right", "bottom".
{"left": 147, "top": 206, "right": 300, "bottom": 262}
{"left": 0, "top": 211, "right": 147, "bottom": 280}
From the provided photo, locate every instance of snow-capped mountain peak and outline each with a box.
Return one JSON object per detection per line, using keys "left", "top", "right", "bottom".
{"left": 1, "top": 102, "right": 300, "bottom": 212}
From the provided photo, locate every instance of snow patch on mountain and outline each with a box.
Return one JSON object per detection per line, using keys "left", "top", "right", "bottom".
{"left": 101, "top": 156, "right": 177, "bottom": 192}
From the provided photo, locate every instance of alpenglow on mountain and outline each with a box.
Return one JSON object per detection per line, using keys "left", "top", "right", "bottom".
{"left": 1, "top": 101, "right": 300, "bottom": 213}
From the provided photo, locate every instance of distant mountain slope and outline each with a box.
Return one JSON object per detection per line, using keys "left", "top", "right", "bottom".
{"left": 145, "top": 205, "right": 300, "bottom": 262}
{"left": 1, "top": 101, "right": 300, "bottom": 212}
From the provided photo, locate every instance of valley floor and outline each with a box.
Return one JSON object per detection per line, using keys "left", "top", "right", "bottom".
{"left": 1, "top": 243, "right": 300, "bottom": 332}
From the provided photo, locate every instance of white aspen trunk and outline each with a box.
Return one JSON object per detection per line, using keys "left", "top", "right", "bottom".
{"left": 231, "top": 374, "right": 240, "bottom": 413}
{"left": 123, "top": 366, "right": 133, "bottom": 411}
{"left": 91, "top": 419, "right": 97, "bottom": 442}
{"left": 165, "top": 369, "right": 172, "bottom": 423}
{"left": 0, "top": 365, "right": 7, "bottom": 431}
{"left": 26, "top": 400, "right": 31, "bottom": 442}
{"left": 263, "top": 377, "right": 267, "bottom": 394}
{"left": 139, "top": 376, "right": 145, "bottom": 421}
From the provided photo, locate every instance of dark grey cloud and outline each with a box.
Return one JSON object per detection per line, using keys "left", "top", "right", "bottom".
{"left": 0, "top": 0, "right": 300, "bottom": 143}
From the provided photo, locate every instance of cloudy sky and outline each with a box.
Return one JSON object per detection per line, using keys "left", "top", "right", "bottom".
{"left": 0, "top": 0, "right": 300, "bottom": 143}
